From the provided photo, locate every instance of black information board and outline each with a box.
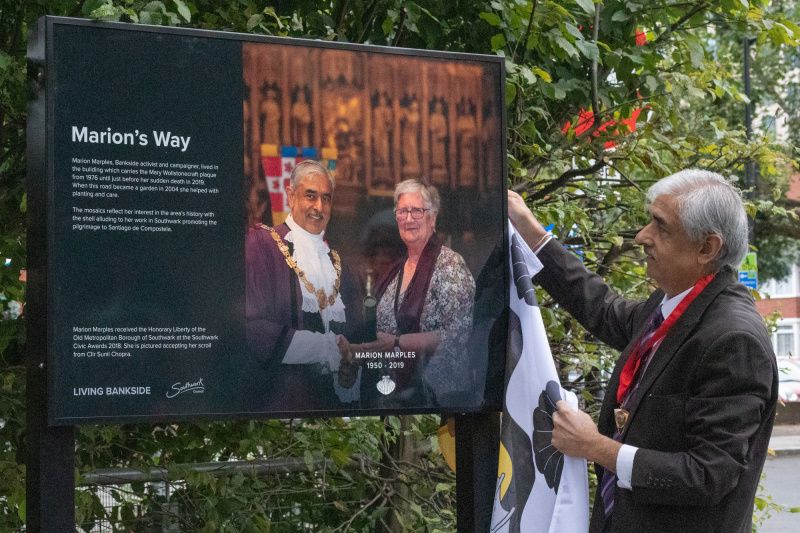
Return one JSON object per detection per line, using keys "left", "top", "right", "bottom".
{"left": 29, "top": 17, "right": 508, "bottom": 424}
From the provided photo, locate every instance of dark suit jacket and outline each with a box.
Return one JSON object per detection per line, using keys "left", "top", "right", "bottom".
{"left": 534, "top": 239, "right": 777, "bottom": 533}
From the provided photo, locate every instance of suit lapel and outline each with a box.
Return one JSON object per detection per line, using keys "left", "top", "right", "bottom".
{"left": 619, "top": 268, "right": 735, "bottom": 439}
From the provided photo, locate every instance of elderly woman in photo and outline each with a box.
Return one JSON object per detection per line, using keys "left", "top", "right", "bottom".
{"left": 366, "top": 179, "right": 475, "bottom": 405}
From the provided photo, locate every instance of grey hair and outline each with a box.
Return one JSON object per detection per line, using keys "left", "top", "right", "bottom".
{"left": 393, "top": 179, "right": 441, "bottom": 214}
{"left": 647, "top": 169, "right": 748, "bottom": 270}
{"left": 290, "top": 160, "right": 335, "bottom": 190}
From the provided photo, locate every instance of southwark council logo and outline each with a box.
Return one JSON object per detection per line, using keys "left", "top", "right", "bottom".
{"left": 166, "top": 378, "right": 206, "bottom": 398}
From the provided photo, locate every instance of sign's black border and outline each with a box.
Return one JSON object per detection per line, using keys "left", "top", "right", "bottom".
{"left": 28, "top": 16, "right": 509, "bottom": 426}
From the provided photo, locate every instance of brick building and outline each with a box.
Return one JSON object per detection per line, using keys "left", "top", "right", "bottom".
{"left": 756, "top": 173, "right": 800, "bottom": 357}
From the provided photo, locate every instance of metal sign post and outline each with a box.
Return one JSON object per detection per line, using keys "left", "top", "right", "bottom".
{"left": 456, "top": 413, "right": 500, "bottom": 532}
{"left": 26, "top": 19, "right": 75, "bottom": 531}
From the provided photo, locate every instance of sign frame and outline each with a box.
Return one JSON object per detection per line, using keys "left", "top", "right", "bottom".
{"left": 28, "top": 16, "right": 510, "bottom": 426}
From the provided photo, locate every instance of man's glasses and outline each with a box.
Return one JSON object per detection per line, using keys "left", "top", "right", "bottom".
{"left": 394, "top": 207, "right": 430, "bottom": 220}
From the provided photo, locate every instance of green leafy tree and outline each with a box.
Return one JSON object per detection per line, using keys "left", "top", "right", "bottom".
{"left": 2, "top": 0, "right": 799, "bottom": 530}
{"left": 1, "top": 1, "right": 84, "bottom": 527}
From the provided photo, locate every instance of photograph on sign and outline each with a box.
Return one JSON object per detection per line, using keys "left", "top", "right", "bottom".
{"left": 33, "top": 18, "right": 507, "bottom": 423}
{"left": 240, "top": 42, "right": 506, "bottom": 414}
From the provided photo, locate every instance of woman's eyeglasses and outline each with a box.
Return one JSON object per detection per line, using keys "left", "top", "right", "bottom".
{"left": 394, "top": 207, "right": 430, "bottom": 220}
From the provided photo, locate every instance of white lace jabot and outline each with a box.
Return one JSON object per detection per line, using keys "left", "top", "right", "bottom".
{"left": 284, "top": 215, "right": 346, "bottom": 330}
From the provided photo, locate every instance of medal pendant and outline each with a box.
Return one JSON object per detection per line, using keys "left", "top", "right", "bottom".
{"left": 614, "top": 408, "right": 630, "bottom": 431}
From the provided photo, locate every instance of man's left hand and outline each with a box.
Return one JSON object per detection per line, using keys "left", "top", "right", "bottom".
{"left": 552, "top": 400, "right": 622, "bottom": 471}
{"left": 552, "top": 400, "right": 601, "bottom": 457}
{"left": 357, "top": 331, "right": 395, "bottom": 352}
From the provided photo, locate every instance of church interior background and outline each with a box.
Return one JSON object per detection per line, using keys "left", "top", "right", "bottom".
{"left": 242, "top": 41, "right": 504, "bottom": 280}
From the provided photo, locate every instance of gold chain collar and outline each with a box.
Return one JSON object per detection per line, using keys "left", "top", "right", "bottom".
{"left": 262, "top": 224, "right": 342, "bottom": 311}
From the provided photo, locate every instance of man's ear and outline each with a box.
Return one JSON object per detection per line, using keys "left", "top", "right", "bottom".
{"left": 285, "top": 185, "right": 295, "bottom": 208}
{"left": 698, "top": 233, "right": 724, "bottom": 266}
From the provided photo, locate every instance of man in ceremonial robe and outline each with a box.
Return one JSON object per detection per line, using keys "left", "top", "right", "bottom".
{"left": 508, "top": 169, "right": 777, "bottom": 532}
{"left": 245, "top": 160, "right": 361, "bottom": 411}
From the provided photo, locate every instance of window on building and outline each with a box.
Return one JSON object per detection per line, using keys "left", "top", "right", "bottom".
{"left": 764, "top": 264, "right": 798, "bottom": 298}
{"left": 774, "top": 276, "right": 794, "bottom": 297}
{"left": 776, "top": 326, "right": 795, "bottom": 357}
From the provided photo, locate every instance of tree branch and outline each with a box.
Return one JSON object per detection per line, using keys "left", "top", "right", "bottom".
{"left": 358, "top": 0, "right": 381, "bottom": 42}
{"left": 392, "top": 5, "right": 407, "bottom": 47}
{"left": 332, "top": 492, "right": 385, "bottom": 532}
{"left": 599, "top": 165, "right": 640, "bottom": 193}
{"left": 334, "top": 0, "right": 350, "bottom": 39}
{"left": 513, "top": 0, "right": 539, "bottom": 63}
{"left": 653, "top": 2, "right": 710, "bottom": 45}
{"left": 591, "top": 2, "right": 602, "bottom": 129}
{"left": 596, "top": 241, "right": 638, "bottom": 277}
{"left": 523, "top": 157, "right": 610, "bottom": 199}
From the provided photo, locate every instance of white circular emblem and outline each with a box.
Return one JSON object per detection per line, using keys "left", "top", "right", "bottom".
{"left": 377, "top": 375, "right": 396, "bottom": 396}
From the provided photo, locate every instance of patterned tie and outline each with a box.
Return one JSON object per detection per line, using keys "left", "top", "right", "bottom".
{"left": 600, "top": 306, "right": 664, "bottom": 519}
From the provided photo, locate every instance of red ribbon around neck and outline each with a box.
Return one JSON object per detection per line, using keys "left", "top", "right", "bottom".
{"left": 616, "top": 273, "right": 715, "bottom": 404}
